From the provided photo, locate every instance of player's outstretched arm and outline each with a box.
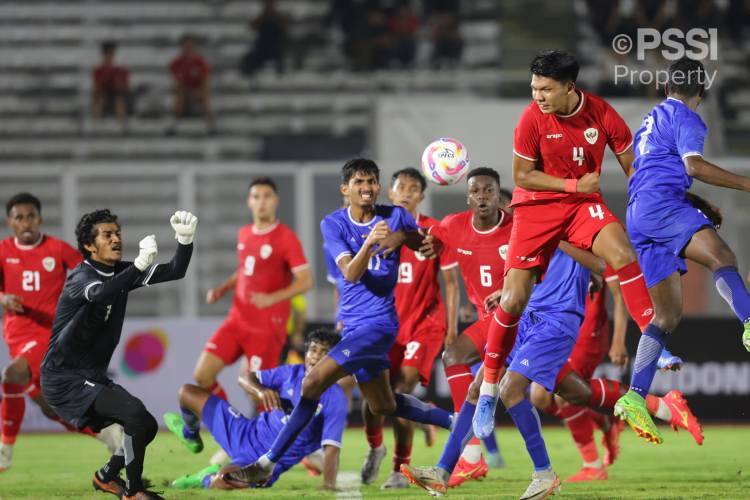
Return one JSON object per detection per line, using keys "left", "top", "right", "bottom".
{"left": 137, "top": 211, "right": 197, "bottom": 287}
{"left": 513, "top": 154, "right": 599, "bottom": 194}
{"left": 250, "top": 268, "right": 313, "bottom": 309}
{"left": 207, "top": 271, "right": 237, "bottom": 304}
{"left": 85, "top": 235, "right": 157, "bottom": 303}
{"left": 684, "top": 156, "right": 750, "bottom": 192}
{"left": 322, "top": 444, "right": 340, "bottom": 491}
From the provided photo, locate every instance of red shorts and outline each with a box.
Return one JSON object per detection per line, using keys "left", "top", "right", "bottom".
{"left": 505, "top": 195, "right": 620, "bottom": 277}
{"left": 568, "top": 318, "right": 610, "bottom": 380}
{"left": 462, "top": 315, "right": 493, "bottom": 355}
{"left": 204, "top": 314, "right": 285, "bottom": 371}
{"left": 389, "top": 323, "right": 444, "bottom": 386}
{"left": 6, "top": 329, "right": 50, "bottom": 398}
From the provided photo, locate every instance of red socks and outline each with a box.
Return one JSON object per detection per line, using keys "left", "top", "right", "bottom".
{"left": 588, "top": 378, "right": 623, "bottom": 409}
{"left": 559, "top": 405, "right": 598, "bottom": 463}
{"left": 365, "top": 424, "right": 383, "bottom": 449}
{"left": 444, "top": 364, "right": 473, "bottom": 412}
{"left": 208, "top": 382, "right": 228, "bottom": 401}
{"left": 483, "top": 309, "right": 520, "bottom": 384}
{"left": 393, "top": 443, "right": 412, "bottom": 472}
{"left": 1, "top": 383, "right": 25, "bottom": 445}
{"left": 615, "top": 261, "right": 655, "bottom": 331}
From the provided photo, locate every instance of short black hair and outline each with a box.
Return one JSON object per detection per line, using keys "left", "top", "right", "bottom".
{"left": 101, "top": 41, "right": 117, "bottom": 54}
{"left": 391, "top": 167, "right": 427, "bottom": 192}
{"left": 341, "top": 158, "right": 380, "bottom": 184}
{"left": 466, "top": 167, "right": 500, "bottom": 186}
{"left": 248, "top": 177, "right": 278, "bottom": 194}
{"left": 6, "top": 192, "right": 41, "bottom": 216}
{"left": 666, "top": 57, "right": 706, "bottom": 98}
{"left": 305, "top": 328, "right": 341, "bottom": 351}
{"left": 75, "top": 209, "right": 119, "bottom": 258}
{"left": 530, "top": 50, "right": 579, "bottom": 84}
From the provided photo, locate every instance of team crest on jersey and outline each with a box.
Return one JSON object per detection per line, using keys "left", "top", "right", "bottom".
{"left": 260, "top": 244, "right": 273, "bottom": 259}
{"left": 42, "top": 256, "right": 55, "bottom": 272}
{"left": 584, "top": 128, "right": 598, "bottom": 145}
{"left": 498, "top": 245, "right": 508, "bottom": 260}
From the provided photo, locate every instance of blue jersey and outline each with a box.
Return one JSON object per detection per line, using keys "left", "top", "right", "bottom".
{"left": 320, "top": 205, "right": 417, "bottom": 324}
{"left": 525, "top": 249, "right": 590, "bottom": 336}
{"left": 629, "top": 97, "right": 708, "bottom": 198}
{"left": 255, "top": 364, "right": 347, "bottom": 466}
{"left": 323, "top": 243, "right": 343, "bottom": 324}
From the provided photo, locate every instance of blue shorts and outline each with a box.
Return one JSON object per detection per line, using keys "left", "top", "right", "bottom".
{"left": 627, "top": 191, "right": 713, "bottom": 288}
{"left": 201, "top": 396, "right": 285, "bottom": 486}
{"left": 505, "top": 312, "right": 577, "bottom": 392}
{"left": 329, "top": 319, "right": 398, "bottom": 383}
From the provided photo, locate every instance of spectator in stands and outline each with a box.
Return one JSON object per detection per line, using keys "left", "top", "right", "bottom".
{"left": 363, "top": 7, "right": 392, "bottom": 70}
{"left": 387, "top": 1, "right": 419, "bottom": 67}
{"left": 429, "top": 11, "right": 463, "bottom": 68}
{"left": 240, "top": 0, "right": 289, "bottom": 76}
{"left": 92, "top": 41, "right": 130, "bottom": 123}
{"left": 169, "top": 35, "right": 215, "bottom": 132}
{"left": 325, "top": 0, "right": 372, "bottom": 71}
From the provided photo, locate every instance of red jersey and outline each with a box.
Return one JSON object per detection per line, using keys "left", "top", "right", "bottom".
{"left": 434, "top": 210, "right": 513, "bottom": 318}
{"left": 0, "top": 235, "right": 81, "bottom": 339}
{"left": 170, "top": 53, "right": 210, "bottom": 88}
{"left": 579, "top": 265, "right": 617, "bottom": 335}
{"left": 93, "top": 64, "right": 129, "bottom": 92}
{"left": 395, "top": 214, "right": 457, "bottom": 338}
{"left": 512, "top": 90, "right": 633, "bottom": 206}
{"left": 231, "top": 222, "right": 308, "bottom": 333}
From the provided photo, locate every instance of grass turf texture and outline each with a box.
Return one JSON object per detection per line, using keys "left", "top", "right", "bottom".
{"left": 0, "top": 425, "right": 747, "bottom": 499}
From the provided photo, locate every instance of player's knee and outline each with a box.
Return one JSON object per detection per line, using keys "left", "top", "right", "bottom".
{"left": 498, "top": 378, "right": 522, "bottom": 408}
{"left": 529, "top": 385, "right": 552, "bottom": 410}
{"left": 499, "top": 292, "right": 527, "bottom": 316}
{"left": 652, "top": 309, "right": 681, "bottom": 333}
{"left": 2, "top": 360, "right": 30, "bottom": 385}
{"left": 711, "top": 245, "right": 737, "bottom": 271}
{"left": 607, "top": 246, "right": 637, "bottom": 269}
{"left": 369, "top": 399, "right": 396, "bottom": 416}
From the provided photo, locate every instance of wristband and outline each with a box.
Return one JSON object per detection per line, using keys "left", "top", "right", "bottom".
{"left": 564, "top": 178, "right": 578, "bottom": 193}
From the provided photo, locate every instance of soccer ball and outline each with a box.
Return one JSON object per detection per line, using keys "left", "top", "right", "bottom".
{"left": 421, "top": 138, "right": 470, "bottom": 186}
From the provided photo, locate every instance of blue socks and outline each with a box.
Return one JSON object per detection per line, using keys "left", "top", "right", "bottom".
{"left": 437, "top": 401, "right": 476, "bottom": 472}
{"left": 482, "top": 431, "right": 500, "bottom": 455}
{"left": 393, "top": 393, "right": 453, "bottom": 429}
{"left": 266, "top": 397, "right": 318, "bottom": 462}
{"left": 714, "top": 266, "right": 750, "bottom": 324}
{"left": 507, "top": 399, "right": 550, "bottom": 472}
{"left": 630, "top": 324, "right": 668, "bottom": 398}
{"left": 180, "top": 407, "right": 200, "bottom": 440}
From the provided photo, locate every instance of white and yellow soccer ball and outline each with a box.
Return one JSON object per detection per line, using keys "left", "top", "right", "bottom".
{"left": 420, "top": 138, "right": 471, "bottom": 186}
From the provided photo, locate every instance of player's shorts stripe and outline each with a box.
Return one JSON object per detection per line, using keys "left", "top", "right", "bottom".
{"left": 681, "top": 151, "right": 703, "bottom": 159}
{"left": 291, "top": 263, "right": 310, "bottom": 273}
{"left": 440, "top": 262, "right": 459, "bottom": 270}
{"left": 597, "top": 378, "right": 606, "bottom": 407}
{"left": 619, "top": 273, "right": 643, "bottom": 286}
{"left": 493, "top": 315, "right": 519, "bottom": 328}
{"left": 321, "top": 439, "right": 342, "bottom": 448}
{"left": 446, "top": 372, "right": 473, "bottom": 381}
{"left": 513, "top": 149, "right": 537, "bottom": 162}
{"left": 334, "top": 251, "right": 352, "bottom": 264}
{"left": 83, "top": 281, "right": 102, "bottom": 301}
{"left": 142, "top": 264, "right": 158, "bottom": 287}
{"left": 615, "top": 139, "right": 634, "bottom": 155}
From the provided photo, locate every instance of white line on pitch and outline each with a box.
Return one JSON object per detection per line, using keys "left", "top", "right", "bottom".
{"left": 335, "top": 471, "right": 362, "bottom": 500}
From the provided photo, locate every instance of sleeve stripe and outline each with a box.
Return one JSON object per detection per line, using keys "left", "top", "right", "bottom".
{"left": 334, "top": 251, "right": 352, "bottom": 264}
{"left": 321, "top": 439, "right": 342, "bottom": 448}
{"left": 142, "top": 264, "right": 158, "bottom": 287}
{"left": 615, "top": 139, "right": 634, "bottom": 155}
{"left": 256, "top": 372, "right": 263, "bottom": 383}
{"left": 291, "top": 263, "right": 310, "bottom": 273}
{"left": 440, "top": 262, "right": 459, "bottom": 270}
{"left": 681, "top": 151, "right": 703, "bottom": 159}
{"left": 513, "top": 149, "right": 537, "bottom": 162}
{"left": 83, "top": 281, "right": 102, "bottom": 301}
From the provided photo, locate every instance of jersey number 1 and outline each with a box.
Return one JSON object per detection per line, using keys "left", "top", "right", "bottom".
{"left": 22, "top": 270, "right": 40, "bottom": 291}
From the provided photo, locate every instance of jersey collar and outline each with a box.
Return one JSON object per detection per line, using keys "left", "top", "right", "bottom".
{"left": 13, "top": 234, "right": 44, "bottom": 250}
{"left": 251, "top": 220, "right": 279, "bottom": 235}
{"left": 556, "top": 90, "right": 585, "bottom": 118}
{"left": 85, "top": 259, "right": 115, "bottom": 277}
{"left": 471, "top": 210, "right": 505, "bottom": 234}
{"left": 347, "top": 206, "right": 377, "bottom": 226}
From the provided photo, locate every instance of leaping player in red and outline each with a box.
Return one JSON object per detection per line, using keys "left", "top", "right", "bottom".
{"left": 359, "top": 168, "right": 460, "bottom": 489}
{"left": 0, "top": 193, "right": 121, "bottom": 472}
{"left": 473, "top": 50, "right": 666, "bottom": 444}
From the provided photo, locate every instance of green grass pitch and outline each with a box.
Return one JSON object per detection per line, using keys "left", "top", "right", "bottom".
{"left": 0, "top": 425, "right": 748, "bottom": 499}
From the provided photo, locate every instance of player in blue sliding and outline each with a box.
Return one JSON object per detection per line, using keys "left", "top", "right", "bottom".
{"left": 222, "top": 158, "right": 454, "bottom": 487}
{"left": 616, "top": 56, "right": 750, "bottom": 444}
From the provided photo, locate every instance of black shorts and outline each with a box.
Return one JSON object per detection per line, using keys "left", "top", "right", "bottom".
{"left": 40, "top": 368, "right": 120, "bottom": 431}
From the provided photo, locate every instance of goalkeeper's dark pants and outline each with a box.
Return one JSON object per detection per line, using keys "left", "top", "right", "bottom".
{"left": 89, "top": 385, "right": 158, "bottom": 495}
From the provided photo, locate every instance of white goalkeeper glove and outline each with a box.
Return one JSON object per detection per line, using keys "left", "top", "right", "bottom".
{"left": 170, "top": 210, "right": 198, "bottom": 245}
{"left": 134, "top": 234, "right": 158, "bottom": 271}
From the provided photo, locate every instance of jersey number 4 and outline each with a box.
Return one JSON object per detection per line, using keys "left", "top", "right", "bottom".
{"left": 22, "top": 270, "right": 40, "bottom": 291}
{"left": 573, "top": 147, "right": 584, "bottom": 166}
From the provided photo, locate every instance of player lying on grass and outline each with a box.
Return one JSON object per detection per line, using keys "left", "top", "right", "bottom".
{"left": 40, "top": 209, "right": 197, "bottom": 500}
{"left": 401, "top": 249, "right": 702, "bottom": 499}
{"left": 221, "top": 158, "right": 455, "bottom": 487}
{"left": 164, "top": 328, "right": 346, "bottom": 490}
